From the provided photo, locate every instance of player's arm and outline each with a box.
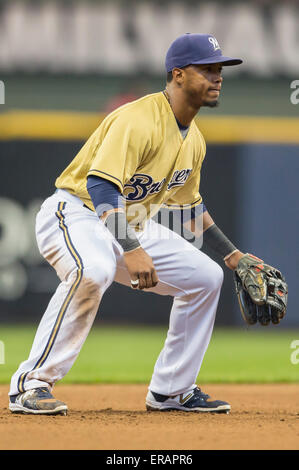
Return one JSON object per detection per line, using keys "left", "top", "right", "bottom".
{"left": 87, "top": 176, "right": 158, "bottom": 289}
{"left": 184, "top": 204, "right": 244, "bottom": 270}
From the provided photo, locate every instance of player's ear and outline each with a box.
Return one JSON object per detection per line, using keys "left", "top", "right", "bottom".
{"left": 172, "top": 68, "right": 184, "bottom": 86}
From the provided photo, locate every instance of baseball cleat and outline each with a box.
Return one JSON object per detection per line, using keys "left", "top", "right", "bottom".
{"left": 9, "top": 387, "right": 68, "bottom": 415}
{"left": 146, "top": 386, "right": 230, "bottom": 414}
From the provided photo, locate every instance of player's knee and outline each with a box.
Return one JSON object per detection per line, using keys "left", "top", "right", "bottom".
{"left": 82, "top": 265, "right": 114, "bottom": 290}
{"left": 204, "top": 262, "right": 224, "bottom": 292}
{"left": 182, "top": 251, "right": 223, "bottom": 292}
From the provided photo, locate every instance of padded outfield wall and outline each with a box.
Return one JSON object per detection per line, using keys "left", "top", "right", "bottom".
{"left": 0, "top": 112, "right": 298, "bottom": 326}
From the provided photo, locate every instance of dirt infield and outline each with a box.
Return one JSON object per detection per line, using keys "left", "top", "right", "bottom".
{"left": 1, "top": 384, "right": 299, "bottom": 450}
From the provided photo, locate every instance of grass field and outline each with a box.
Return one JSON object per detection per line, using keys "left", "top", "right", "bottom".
{"left": 0, "top": 325, "right": 299, "bottom": 384}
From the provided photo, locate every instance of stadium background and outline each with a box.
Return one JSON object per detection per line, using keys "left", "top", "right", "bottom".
{"left": 0, "top": 0, "right": 298, "bottom": 330}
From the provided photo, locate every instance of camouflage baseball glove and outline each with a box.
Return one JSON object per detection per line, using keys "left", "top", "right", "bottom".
{"left": 234, "top": 253, "right": 288, "bottom": 326}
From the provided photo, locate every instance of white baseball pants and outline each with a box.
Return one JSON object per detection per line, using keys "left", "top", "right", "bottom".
{"left": 10, "top": 189, "right": 223, "bottom": 397}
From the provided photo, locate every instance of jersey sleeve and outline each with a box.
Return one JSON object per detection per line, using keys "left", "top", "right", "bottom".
{"left": 87, "top": 115, "right": 150, "bottom": 193}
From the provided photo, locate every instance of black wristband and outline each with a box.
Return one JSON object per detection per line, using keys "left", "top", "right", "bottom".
{"left": 204, "top": 224, "right": 237, "bottom": 259}
{"left": 105, "top": 211, "right": 141, "bottom": 252}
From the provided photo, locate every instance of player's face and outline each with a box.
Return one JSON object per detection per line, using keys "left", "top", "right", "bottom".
{"left": 182, "top": 63, "right": 223, "bottom": 108}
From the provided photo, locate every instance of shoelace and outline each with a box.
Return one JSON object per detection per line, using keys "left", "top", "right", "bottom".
{"left": 35, "top": 387, "right": 52, "bottom": 398}
{"left": 193, "top": 387, "right": 210, "bottom": 400}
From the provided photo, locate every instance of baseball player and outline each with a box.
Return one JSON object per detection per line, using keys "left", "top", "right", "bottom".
{"left": 9, "top": 34, "right": 244, "bottom": 415}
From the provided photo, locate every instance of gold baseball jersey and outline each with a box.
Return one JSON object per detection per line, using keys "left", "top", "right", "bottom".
{"left": 55, "top": 92, "right": 206, "bottom": 225}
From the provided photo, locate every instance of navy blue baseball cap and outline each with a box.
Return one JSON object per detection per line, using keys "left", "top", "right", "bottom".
{"left": 165, "top": 33, "right": 243, "bottom": 72}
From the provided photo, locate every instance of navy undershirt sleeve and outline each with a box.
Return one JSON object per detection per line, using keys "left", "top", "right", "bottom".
{"left": 178, "top": 202, "right": 206, "bottom": 225}
{"left": 191, "top": 202, "right": 207, "bottom": 219}
{"left": 87, "top": 175, "right": 124, "bottom": 217}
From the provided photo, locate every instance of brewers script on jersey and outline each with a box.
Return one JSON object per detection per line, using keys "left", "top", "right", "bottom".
{"left": 10, "top": 90, "right": 224, "bottom": 400}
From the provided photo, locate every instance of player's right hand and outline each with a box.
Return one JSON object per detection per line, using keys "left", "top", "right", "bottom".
{"left": 123, "top": 247, "right": 159, "bottom": 290}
